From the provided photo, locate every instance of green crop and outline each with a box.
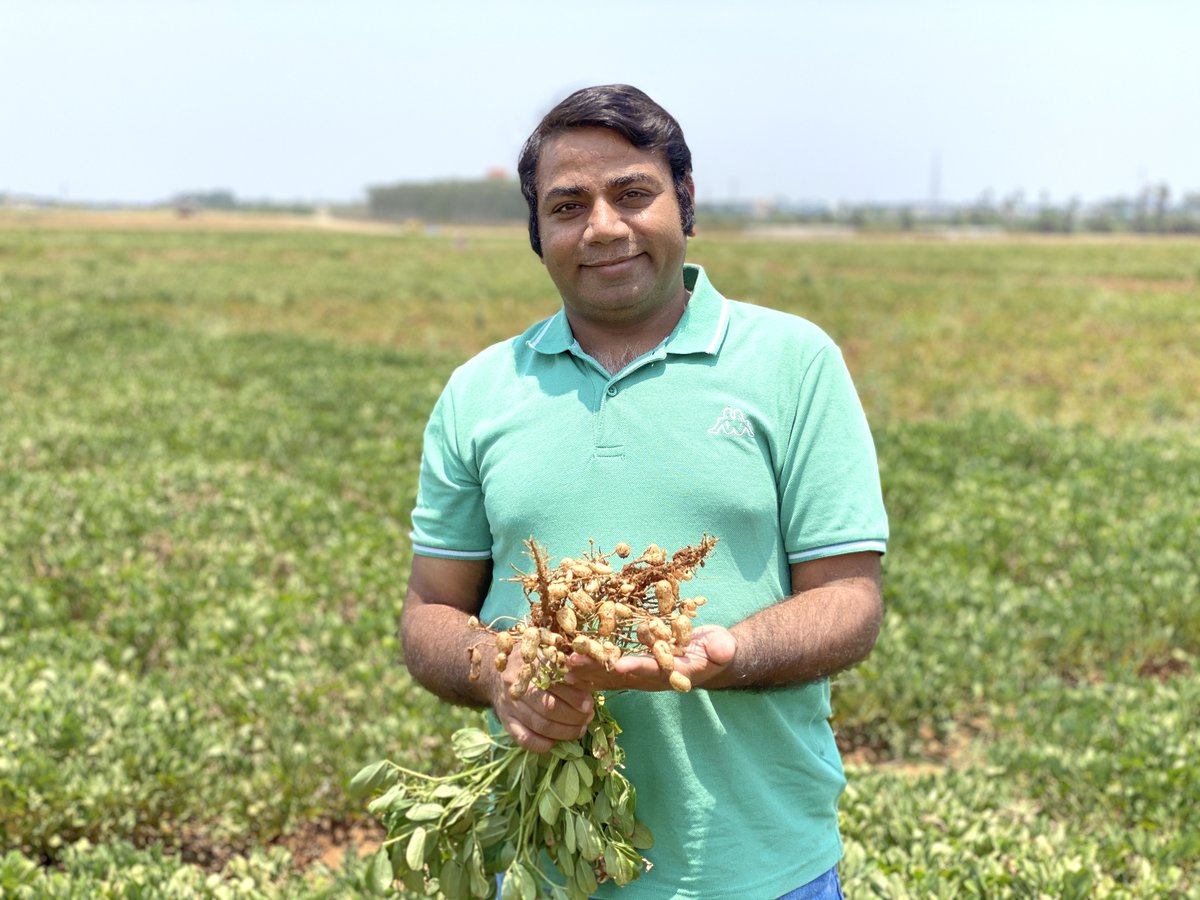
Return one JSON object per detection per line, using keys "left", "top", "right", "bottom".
{"left": 1, "top": 216, "right": 1196, "bottom": 896}
{"left": 351, "top": 704, "right": 650, "bottom": 899}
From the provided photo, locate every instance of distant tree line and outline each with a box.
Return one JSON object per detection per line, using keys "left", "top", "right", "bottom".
{"left": 172, "top": 190, "right": 317, "bottom": 216}
{"left": 367, "top": 178, "right": 527, "bottom": 223}
{"left": 362, "top": 177, "right": 1200, "bottom": 235}
{"left": 699, "top": 184, "right": 1200, "bottom": 235}
{"left": 10, "top": 180, "right": 1196, "bottom": 235}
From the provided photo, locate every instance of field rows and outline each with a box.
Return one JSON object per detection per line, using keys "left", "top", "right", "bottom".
{"left": 1, "top": 221, "right": 1197, "bottom": 896}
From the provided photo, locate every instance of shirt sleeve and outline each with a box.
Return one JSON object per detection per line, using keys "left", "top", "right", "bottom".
{"left": 409, "top": 381, "right": 493, "bottom": 560}
{"left": 778, "top": 344, "right": 889, "bottom": 563}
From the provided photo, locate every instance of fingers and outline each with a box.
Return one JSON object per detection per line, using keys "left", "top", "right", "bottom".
{"left": 564, "top": 627, "right": 738, "bottom": 692}
{"left": 543, "top": 682, "right": 595, "bottom": 719}
{"left": 691, "top": 624, "right": 737, "bottom": 667}
{"left": 495, "top": 626, "right": 739, "bottom": 750}
{"left": 496, "top": 683, "right": 594, "bottom": 752}
{"left": 504, "top": 718, "right": 555, "bottom": 753}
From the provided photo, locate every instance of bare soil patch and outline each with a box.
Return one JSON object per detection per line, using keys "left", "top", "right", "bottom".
{"left": 271, "top": 818, "right": 385, "bottom": 872}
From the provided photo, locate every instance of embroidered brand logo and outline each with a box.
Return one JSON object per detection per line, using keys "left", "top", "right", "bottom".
{"left": 708, "top": 406, "right": 755, "bottom": 438}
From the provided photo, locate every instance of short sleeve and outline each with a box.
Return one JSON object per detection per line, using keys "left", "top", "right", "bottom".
{"left": 779, "top": 345, "right": 889, "bottom": 563}
{"left": 409, "top": 382, "right": 493, "bottom": 560}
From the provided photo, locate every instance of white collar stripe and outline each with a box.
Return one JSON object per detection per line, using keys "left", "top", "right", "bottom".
{"left": 527, "top": 315, "right": 556, "bottom": 350}
{"left": 706, "top": 296, "right": 729, "bottom": 355}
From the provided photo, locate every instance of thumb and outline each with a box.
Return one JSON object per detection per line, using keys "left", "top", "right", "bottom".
{"left": 692, "top": 625, "right": 736, "bottom": 667}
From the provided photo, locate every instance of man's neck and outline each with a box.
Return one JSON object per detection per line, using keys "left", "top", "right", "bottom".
{"left": 567, "top": 289, "right": 690, "bottom": 375}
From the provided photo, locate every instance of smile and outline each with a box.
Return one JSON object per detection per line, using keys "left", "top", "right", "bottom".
{"left": 582, "top": 254, "right": 643, "bottom": 271}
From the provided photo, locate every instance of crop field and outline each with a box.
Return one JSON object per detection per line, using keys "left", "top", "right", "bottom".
{"left": 1, "top": 212, "right": 1197, "bottom": 897}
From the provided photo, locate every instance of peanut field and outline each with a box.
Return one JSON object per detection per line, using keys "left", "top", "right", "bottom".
{"left": 1, "top": 213, "right": 1197, "bottom": 897}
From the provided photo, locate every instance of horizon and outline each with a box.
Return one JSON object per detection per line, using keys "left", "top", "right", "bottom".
{"left": 5, "top": 2, "right": 1199, "bottom": 208}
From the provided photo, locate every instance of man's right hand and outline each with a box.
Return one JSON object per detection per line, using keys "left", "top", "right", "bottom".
{"left": 488, "top": 648, "right": 595, "bottom": 753}
{"left": 400, "top": 555, "right": 595, "bottom": 753}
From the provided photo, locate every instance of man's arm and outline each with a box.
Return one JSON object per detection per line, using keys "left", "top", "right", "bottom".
{"left": 399, "top": 554, "right": 495, "bottom": 707}
{"left": 706, "top": 551, "right": 882, "bottom": 690}
{"left": 565, "top": 551, "right": 882, "bottom": 692}
{"left": 401, "top": 554, "right": 595, "bottom": 751}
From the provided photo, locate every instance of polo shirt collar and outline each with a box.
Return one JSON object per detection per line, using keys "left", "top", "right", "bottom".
{"left": 526, "top": 263, "right": 730, "bottom": 358}
{"left": 666, "top": 264, "right": 730, "bottom": 356}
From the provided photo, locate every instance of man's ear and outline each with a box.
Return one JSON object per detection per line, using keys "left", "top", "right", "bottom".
{"left": 684, "top": 175, "right": 697, "bottom": 236}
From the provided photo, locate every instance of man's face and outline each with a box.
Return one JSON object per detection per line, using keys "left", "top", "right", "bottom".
{"left": 535, "top": 127, "right": 691, "bottom": 329}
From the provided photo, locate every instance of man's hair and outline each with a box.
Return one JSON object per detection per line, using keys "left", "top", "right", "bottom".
{"left": 517, "top": 84, "right": 695, "bottom": 257}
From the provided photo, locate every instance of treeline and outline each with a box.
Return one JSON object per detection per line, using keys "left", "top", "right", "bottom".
{"left": 363, "top": 178, "right": 1200, "bottom": 235}
{"left": 702, "top": 185, "right": 1200, "bottom": 235}
{"left": 171, "top": 190, "right": 317, "bottom": 216}
{"left": 367, "top": 178, "right": 527, "bottom": 223}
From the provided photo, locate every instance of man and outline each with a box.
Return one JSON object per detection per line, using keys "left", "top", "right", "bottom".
{"left": 401, "top": 84, "right": 888, "bottom": 899}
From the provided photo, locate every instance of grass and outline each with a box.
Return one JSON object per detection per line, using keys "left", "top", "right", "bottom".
{"left": 0, "top": 212, "right": 1197, "bottom": 897}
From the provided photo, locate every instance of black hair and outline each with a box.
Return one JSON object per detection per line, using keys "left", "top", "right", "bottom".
{"left": 517, "top": 84, "right": 694, "bottom": 257}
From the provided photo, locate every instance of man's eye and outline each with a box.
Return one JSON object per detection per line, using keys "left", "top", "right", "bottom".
{"left": 552, "top": 202, "right": 582, "bottom": 215}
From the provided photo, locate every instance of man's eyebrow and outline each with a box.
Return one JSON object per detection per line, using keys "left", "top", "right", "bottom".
{"left": 543, "top": 184, "right": 586, "bottom": 203}
{"left": 607, "top": 171, "right": 663, "bottom": 190}
{"left": 542, "top": 171, "right": 665, "bottom": 204}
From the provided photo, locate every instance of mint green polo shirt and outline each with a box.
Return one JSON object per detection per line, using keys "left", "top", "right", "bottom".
{"left": 410, "top": 264, "right": 887, "bottom": 898}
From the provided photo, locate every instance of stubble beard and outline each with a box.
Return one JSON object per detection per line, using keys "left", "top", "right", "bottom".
{"left": 590, "top": 344, "right": 641, "bottom": 375}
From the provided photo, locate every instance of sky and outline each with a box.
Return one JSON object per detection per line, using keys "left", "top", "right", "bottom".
{"left": 4, "top": 0, "right": 1199, "bottom": 207}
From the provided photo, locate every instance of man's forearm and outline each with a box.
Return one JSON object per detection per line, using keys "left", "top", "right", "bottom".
{"left": 400, "top": 601, "right": 495, "bottom": 708}
{"left": 401, "top": 585, "right": 599, "bottom": 753}
{"left": 704, "top": 575, "right": 882, "bottom": 691}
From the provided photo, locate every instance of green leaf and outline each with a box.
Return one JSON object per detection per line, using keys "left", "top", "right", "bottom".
{"left": 518, "top": 864, "right": 537, "bottom": 900}
{"left": 467, "top": 845, "right": 490, "bottom": 898}
{"left": 497, "top": 840, "right": 517, "bottom": 870}
{"left": 348, "top": 760, "right": 397, "bottom": 801}
{"left": 452, "top": 727, "right": 494, "bottom": 762}
{"left": 563, "top": 811, "right": 577, "bottom": 855}
{"left": 574, "top": 856, "right": 598, "bottom": 896}
{"left": 367, "top": 782, "right": 405, "bottom": 816}
{"left": 576, "top": 817, "right": 602, "bottom": 862}
{"left": 401, "top": 866, "right": 425, "bottom": 893}
{"left": 406, "top": 802, "right": 446, "bottom": 821}
{"left": 571, "top": 757, "right": 593, "bottom": 790}
{"left": 592, "top": 790, "right": 612, "bottom": 824}
{"left": 630, "top": 818, "right": 655, "bottom": 850}
{"left": 368, "top": 847, "right": 394, "bottom": 895}
{"left": 406, "top": 826, "right": 427, "bottom": 870}
{"left": 555, "top": 760, "right": 579, "bottom": 808}
{"left": 611, "top": 845, "right": 642, "bottom": 886}
{"left": 440, "top": 859, "right": 465, "bottom": 899}
{"left": 475, "top": 814, "right": 508, "bottom": 848}
{"left": 551, "top": 739, "right": 584, "bottom": 760}
{"left": 603, "top": 845, "right": 621, "bottom": 884}
{"left": 538, "top": 788, "right": 560, "bottom": 826}
{"left": 587, "top": 720, "right": 610, "bottom": 758}
{"left": 501, "top": 862, "right": 540, "bottom": 900}
{"left": 521, "top": 756, "right": 540, "bottom": 794}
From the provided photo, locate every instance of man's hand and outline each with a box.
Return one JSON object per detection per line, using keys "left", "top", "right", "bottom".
{"left": 562, "top": 552, "right": 881, "bottom": 694}
{"left": 489, "top": 649, "right": 595, "bottom": 753}
{"left": 562, "top": 625, "right": 737, "bottom": 693}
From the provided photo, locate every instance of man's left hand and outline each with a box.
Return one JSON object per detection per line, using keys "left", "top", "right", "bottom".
{"left": 563, "top": 624, "right": 736, "bottom": 693}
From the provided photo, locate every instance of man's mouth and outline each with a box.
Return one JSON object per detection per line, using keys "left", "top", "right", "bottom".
{"left": 582, "top": 253, "right": 641, "bottom": 269}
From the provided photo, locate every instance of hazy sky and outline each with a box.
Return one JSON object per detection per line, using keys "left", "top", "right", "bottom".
{"left": 5, "top": 0, "right": 1198, "bottom": 206}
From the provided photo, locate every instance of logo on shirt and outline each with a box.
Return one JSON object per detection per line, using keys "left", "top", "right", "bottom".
{"left": 708, "top": 406, "right": 755, "bottom": 438}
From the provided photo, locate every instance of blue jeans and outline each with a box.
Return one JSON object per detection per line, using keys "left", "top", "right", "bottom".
{"left": 777, "top": 866, "right": 843, "bottom": 900}
{"left": 499, "top": 864, "right": 843, "bottom": 899}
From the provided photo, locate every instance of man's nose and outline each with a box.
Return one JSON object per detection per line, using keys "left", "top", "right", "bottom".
{"left": 584, "top": 199, "right": 629, "bottom": 243}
